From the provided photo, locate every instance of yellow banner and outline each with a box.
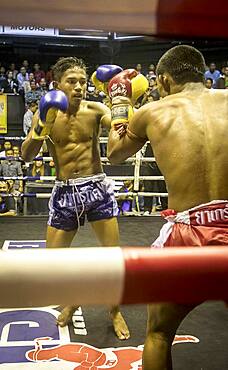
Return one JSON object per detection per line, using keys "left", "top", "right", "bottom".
{"left": 0, "top": 94, "right": 7, "bottom": 134}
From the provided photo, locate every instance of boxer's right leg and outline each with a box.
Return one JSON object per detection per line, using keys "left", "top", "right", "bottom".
{"left": 46, "top": 225, "right": 76, "bottom": 248}
{"left": 46, "top": 225, "right": 78, "bottom": 327}
{"left": 143, "top": 302, "right": 196, "bottom": 370}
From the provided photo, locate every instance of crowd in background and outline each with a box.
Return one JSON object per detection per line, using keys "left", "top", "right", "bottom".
{"left": 0, "top": 58, "right": 227, "bottom": 216}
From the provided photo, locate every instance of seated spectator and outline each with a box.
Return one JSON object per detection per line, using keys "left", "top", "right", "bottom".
{"left": 135, "top": 63, "right": 143, "bottom": 74}
{"left": 6, "top": 178, "right": 23, "bottom": 213}
{"left": 17, "top": 66, "right": 29, "bottom": 96}
{"left": 7, "top": 63, "right": 18, "bottom": 80}
{"left": 46, "top": 65, "right": 54, "bottom": 85}
{"left": 117, "top": 180, "right": 133, "bottom": 215}
{"left": 204, "top": 62, "right": 221, "bottom": 87}
{"left": 87, "top": 88, "right": 105, "bottom": 102}
{"left": 22, "top": 59, "right": 31, "bottom": 73}
{"left": 27, "top": 158, "right": 50, "bottom": 215}
{"left": 23, "top": 101, "right": 38, "bottom": 135}
{"left": 0, "top": 71, "right": 18, "bottom": 94}
{"left": 0, "top": 66, "right": 6, "bottom": 84}
{"left": 48, "top": 159, "right": 56, "bottom": 176}
{"left": 216, "top": 66, "right": 228, "bottom": 89}
{"left": 25, "top": 80, "right": 42, "bottom": 105}
{"left": 29, "top": 158, "right": 47, "bottom": 179}
{"left": 205, "top": 77, "right": 213, "bottom": 89}
{"left": 38, "top": 77, "right": 48, "bottom": 96}
{"left": 33, "top": 63, "right": 45, "bottom": 84}
{"left": 0, "top": 140, "right": 12, "bottom": 158}
{"left": 23, "top": 72, "right": 36, "bottom": 95}
{"left": 146, "top": 64, "right": 156, "bottom": 80}
{"left": 0, "top": 180, "right": 16, "bottom": 216}
{"left": 1, "top": 148, "right": 24, "bottom": 194}
{"left": 12, "top": 145, "right": 20, "bottom": 158}
{"left": 141, "top": 77, "right": 160, "bottom": 106}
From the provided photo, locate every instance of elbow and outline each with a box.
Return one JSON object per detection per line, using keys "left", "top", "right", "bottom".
{"left": 107, "top": 148, "right": 122, "bottom": 165}
{"left": 108, "top": 155, "right": 120, "bottom": 165}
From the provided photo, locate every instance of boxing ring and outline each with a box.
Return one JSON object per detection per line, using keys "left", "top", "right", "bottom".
{"left": 0, "top": 247, "right": 228, "bottom": 308}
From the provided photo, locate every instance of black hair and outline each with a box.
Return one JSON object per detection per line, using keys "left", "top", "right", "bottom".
{"left": 156, "top": 45, "right": 206, "bottom": 84}
{"left": 52, "top": 57, "right": 87, "bottom": 82}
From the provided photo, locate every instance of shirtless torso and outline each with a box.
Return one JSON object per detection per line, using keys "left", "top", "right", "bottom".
{"left": 22, "top": 99, "right": 109, "bottom": 178}
{"left": 108, "top": 84, "right": 228, "bottom": 211}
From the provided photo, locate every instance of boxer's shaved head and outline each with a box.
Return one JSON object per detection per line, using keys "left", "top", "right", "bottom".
{"left": 53, "top": 57, "right": 87, "bottom": 81}
{"left": 156, "top": 45, "right": 206, "bottom": 84}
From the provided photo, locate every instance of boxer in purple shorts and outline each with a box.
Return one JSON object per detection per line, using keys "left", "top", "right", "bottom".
{"left": 21, "top": 57, "right": 131, "bottom": 340}
{"left": 48, "top": 174, "right": 118, "bottom": 231}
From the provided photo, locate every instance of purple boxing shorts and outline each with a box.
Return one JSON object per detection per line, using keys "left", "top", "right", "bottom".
{"left": 48, "top": 174, "right": 118, "bottom": 231}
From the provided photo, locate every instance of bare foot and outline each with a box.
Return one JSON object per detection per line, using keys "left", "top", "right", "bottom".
{"left": 110, "top": 307, "right": 130, "bottom": 340}
{"left": 57, "top": 305, "right": 78, "bottom": 327}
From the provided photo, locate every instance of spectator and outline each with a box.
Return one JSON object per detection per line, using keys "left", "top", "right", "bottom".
{"left": 46, "top": 65, "right": 54, "bottom": 85}
{"left": 7, "top": 63, "right": 18, "bottom": 80}
{"left": 27, "top": 158, "right": 49, "bottom": 215}
{"left": 146, "top": 64, "right": 156, "bottom": 80}
{"left": 17, "top": 66, "right": 29, "bottom": 95}
{"left": 12, "top": 145, "right": 20, "bottom": 158}
{"left": 0, "top": 140, "right": 12, "bottom": 157}
{"left": 48, "top": 159, "right": 56, "bottom": 176}
{"left": 23, "top": 101, "right": 38, "bottom": 135}
{"left": 1, "top": 148, "right": 24, "bottom": 194}
{"left": 204, "top": 62, "right": 221, "bottom": 87}
{"left": 25, "top": 80, "right": 42, "bottom": 105}
{"left": 22, "top": 59, "right": 31, "bottom": 73}
{"left": 0, "top": 66, "right": 6, "bottom": 83}
{"left": 30, "top": 159, "right": 46, "bottom": 178}
{"left": 33, "top": 63, "right": 45, "bottom": 84}
{"left": 38, "top": 77, "right": 48, "bottom": 96}
{"left": 0, "top": 181, "right": 16, "bottom": 216}
{"left": 216, "top": 66, "right": 228, "bottom": 89}
{"left": 87, "top": 88, "right": 105, "bottom": 102}
{"left": 0, "top": 71, "right": 18, "bottom": 94}
{"left": 205, "top": 77, "right": 213, "bottom": 89}
{"left": 117, "top": 180, "right": 133, "bottom": 215}
{"left": 135, "top": 63, "right": 143, "bottom": 74}
{"left": 141, "top": 77, "right": 160, "bottom": 105}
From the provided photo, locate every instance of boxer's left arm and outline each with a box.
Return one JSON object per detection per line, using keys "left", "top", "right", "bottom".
{"left": 107, "top": 104, "right": 148, "bottom": 164}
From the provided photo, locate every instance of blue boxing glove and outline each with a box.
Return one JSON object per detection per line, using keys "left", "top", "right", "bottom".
{"left": 32, "top": 90, "right": 68, "bottom": 140}
{"left": 91, "top": 64, "right": 123, "bottom": 95}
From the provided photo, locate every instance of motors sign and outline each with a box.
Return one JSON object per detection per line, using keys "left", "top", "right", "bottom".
{"left": 1, "top": 26, "right": 58, "bottom": 36}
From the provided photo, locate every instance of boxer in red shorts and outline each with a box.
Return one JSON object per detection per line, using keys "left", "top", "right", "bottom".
{"left": 107, "top": 45, "right": 228, "bottom": 369}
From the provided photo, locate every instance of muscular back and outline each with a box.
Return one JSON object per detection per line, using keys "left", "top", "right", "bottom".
{"left": 146, "top": 87, "right": 228, "bottom": 211}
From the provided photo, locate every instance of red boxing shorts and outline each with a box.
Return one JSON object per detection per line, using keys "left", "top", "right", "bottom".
{"left": 152, "top": 200, "right": 228, "bottom": 247}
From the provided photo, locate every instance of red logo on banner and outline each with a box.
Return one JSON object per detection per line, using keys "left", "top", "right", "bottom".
{"left": 26, "top": 335, "right": 199, "bottom": 369}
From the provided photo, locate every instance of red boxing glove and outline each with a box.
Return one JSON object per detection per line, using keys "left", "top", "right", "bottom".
{"left": 108, "top": 69, "right": 138, "bottom": 102}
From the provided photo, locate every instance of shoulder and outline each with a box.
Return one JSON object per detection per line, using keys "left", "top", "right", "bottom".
{"left": 84, "top": 100, "right": 110, "bottom": 115}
